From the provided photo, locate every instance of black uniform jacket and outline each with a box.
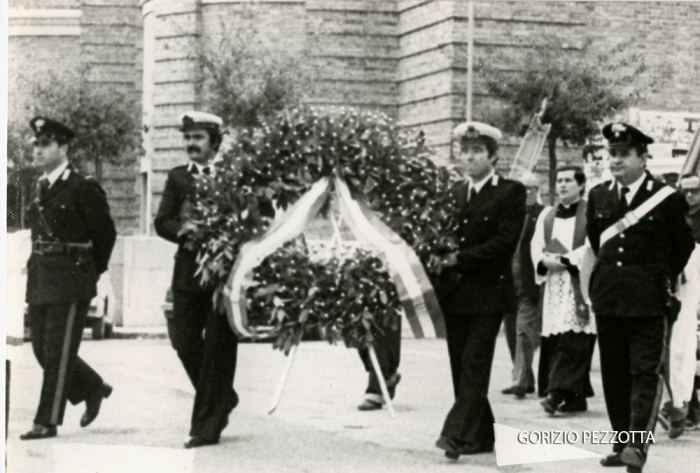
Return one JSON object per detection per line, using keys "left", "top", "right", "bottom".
{"left": 586, "top": 172, "right": 694, "bottom": 318}
{"left": 26, "top": 164, "right": 117, "bottom": 305}
{"left": 154, "top": 163, "right": 276, "bottom": 292}
{"left": 155, "top": 164, "right": 210, "bottom": 292}
{"left": 514, "top": 203, "right": 545, "bottom": 301}
{"left": 439, "top": 175, "right": 526, "bottom": 315}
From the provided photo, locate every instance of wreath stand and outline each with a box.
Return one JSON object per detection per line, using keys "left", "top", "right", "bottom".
{"left": 267, "top": 213, "right": 396, "bottom": 418}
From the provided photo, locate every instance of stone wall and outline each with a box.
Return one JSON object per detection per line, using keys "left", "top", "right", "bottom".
{"left": 7, "top": 0, "right": 143, "bottom": 234}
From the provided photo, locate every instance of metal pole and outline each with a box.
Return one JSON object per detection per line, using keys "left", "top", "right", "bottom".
{"left": 466, "top": 0, "right": 475, "bottom": 121}
{"left": 369, "top": 346, "right": 396, "bottom": 419}
{"left": 268, "top": 344, "right": 298, "bottom": 415}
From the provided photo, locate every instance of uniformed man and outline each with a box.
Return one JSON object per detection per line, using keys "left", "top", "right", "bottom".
{"left": 435, "top": 122, "right": 526, "bottom": 459}
{"left": 155, "top": 111, "right": 240, "bottom": 449}
{"left": 587, "top": 123, "right": 694, "bottom": 472}
{"left": 20, "top": 117, "right": 117, "bottom": 440}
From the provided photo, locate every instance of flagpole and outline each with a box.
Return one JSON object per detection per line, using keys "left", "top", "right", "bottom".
{"left": 466, "top": 0, "right": 474, "bottom": 121}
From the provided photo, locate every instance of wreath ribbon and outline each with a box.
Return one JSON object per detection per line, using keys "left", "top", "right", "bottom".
{"left": 224, "top": 178, "right": 331, "bottom": 338}
{"left": 334, "top": 177, "right": 444, "bottom": 339}
{"left": 224, "top": 176, "right": 445, "bottom": 339}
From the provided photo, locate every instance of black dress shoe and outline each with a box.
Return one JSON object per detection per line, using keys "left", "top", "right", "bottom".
{"left": 435, "top": 436, "right": 463, "bottom": 460}
{"left": 559, "top": 399, "right": 587, "bottom": 413}
{"left": 357, "top": 399, "right": 383, "bottom": 411}
{"left": 387, "top": 373, "right": 402, "bottom": 399}
{"left": 600, "top": 451, "right": 625, "bottom": 467}
{"left": 620, "top": 446, "right": 645, "bottom": 469}
{"left": 540, "top": 394, "right": 563, "bottom": 415}
{"left": 184, "top": 436, "right": 218, "bottom": 449}
{"left": 460, "top": 443, "right": 494, "bottom": 455}
{"left": 502, "top": 386, "right": 526, "bottom": 398}
{"left": 20, "top": 424, "right": 57, "bottom": 440}
{"left": 502, "top": 386, "right": 535, "bottom": 396}
{"left": 81, "top": 383, "right": 113, "bottom": 427}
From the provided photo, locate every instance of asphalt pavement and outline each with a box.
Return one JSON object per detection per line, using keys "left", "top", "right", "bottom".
{"left": 5, "top": 331, "right": 699, "bottom": 473}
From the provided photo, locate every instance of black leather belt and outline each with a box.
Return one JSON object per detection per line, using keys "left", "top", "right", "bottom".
{"left": 32, "top": 241, "right": 92, "bottom": 255}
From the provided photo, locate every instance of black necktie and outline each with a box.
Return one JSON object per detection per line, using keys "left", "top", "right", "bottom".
{"left": 619, "top": 186, "right": 630, "bottom": 216}
{"left": 202, "top": 166, "right": 210, "bottom": 176}
{"left": 36, "top": 177, "right": 50, "bottom": 202}
{"left": 468, "top": 185, "right": 477, "bottom": 203}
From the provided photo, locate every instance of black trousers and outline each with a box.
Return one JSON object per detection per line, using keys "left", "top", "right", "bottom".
{"left": 441, "top": 311, "right": 504, "bottom": 447}
{"left": 540, "top": 331, "right": 596, "bottom": 401}
{"left": 168, "top": 290, "right": 239, "bottom": 442}
{"left": 29, "top": 301, "right": 104, "bottom": 426}
{"left": 596, "top": 314, "right": 666, "bottom": 456}
{"left": 502, "top": 309, "right": 517, "bottom": 362}
{"left": 358, "top": 319, "right": 402, "bottom": 397}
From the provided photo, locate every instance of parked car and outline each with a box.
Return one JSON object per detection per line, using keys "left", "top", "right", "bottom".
{"left": 10, "top": 230, "right": 116, "bottom": 340}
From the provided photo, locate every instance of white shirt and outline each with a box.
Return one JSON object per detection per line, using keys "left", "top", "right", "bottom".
{"left": 617, "top": 172, "right": 646, "bottom": 204}
{"left": 41, "top": 160, "right": 70, "bottom": 187}
{"left": 468, "top": 169, "right": 495, "bottom": 195}
{"left": 187, "top": 155, "right": 222, "bottom": 176}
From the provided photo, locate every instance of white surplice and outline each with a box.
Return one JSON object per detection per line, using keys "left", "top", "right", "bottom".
{"left": 531, "top": 206, "right": 596, "bottom": 337}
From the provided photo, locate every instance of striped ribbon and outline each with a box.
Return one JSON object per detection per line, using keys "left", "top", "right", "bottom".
{"left": 223, "top": 176, "right": 445, "bottom": 339}
{"left": 224, "top": 178, "right": 331, "bottom": 338}
{"left": 334, "top": 177, "right": 444, "bottom": 339}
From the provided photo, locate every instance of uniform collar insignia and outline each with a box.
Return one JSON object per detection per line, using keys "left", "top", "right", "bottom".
{"left": 491, "top": 174, "right": 499, "bottom": 186}
{"left": 608, "top": 180, "right": 616, "bottom": 191}
{"left": 61, "top": 168, "right": 71, "bottom": 180}
{"left": 646, "top": 180, "right": 653, "bottom": 191}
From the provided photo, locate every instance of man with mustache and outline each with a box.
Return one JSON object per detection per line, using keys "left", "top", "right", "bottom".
{"left": 587, "top": 123, "right": 694, "bottom": 473}
{"left": 155, "top": 111, "right": 239, "bottom": 448}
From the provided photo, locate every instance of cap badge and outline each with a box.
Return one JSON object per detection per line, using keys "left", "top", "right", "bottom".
{"left": 612, "top": 123, "right": 626, "bottom": 134}
{"left": 182, "top": 115, "right": 194, "bottom": 126}
{"left": 465, "top": 125, "right": 480, "bottom": 139}
{"left": 35, "top": 119, "right": 45, "bottom": 131}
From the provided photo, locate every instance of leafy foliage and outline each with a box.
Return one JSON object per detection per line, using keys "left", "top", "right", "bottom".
{"left": 194, "top": 23, "right": 317, "bottom": 129}
{"left": 247, "top": 239, "right": 402, "bottom": 354}
{"left": 6, "top": 69, "right": 140, "bottom": 228}
{"left": 184, "top": 107, "right": 460, "bottom": 350}
{"left": 484, "top": 38, "right": 659, "bottom": 199}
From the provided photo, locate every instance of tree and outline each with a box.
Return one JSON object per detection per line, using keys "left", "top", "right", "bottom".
{"left": 6, "top": 68, "right": 140, "bottom": 229}
{"left": 485, "top": 38, "right": 662, "bottom": 201}
{"left": 193, "top": 22, "right": 318, "bottom": 131}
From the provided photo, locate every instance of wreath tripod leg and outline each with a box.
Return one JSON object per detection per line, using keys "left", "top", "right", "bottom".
{"left": 368, "top": 346, "right": 396, "bottom": 419}
{"left": 268, "top": 344, "right": 298, "bottom": 415}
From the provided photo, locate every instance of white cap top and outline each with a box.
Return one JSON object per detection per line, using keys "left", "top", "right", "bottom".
{"left": 452, "top": 121, "right": 502, "bottom": 141}
{"left": 178, "top": 111, "right": 223, "bottom": 130}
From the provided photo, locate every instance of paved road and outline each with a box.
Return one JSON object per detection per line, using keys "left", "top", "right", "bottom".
{"left": 6, "top": 333, "right": 699, "bottom": 473}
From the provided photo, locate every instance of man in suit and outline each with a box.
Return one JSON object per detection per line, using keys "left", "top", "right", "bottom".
{"left": 587, "top": 123, "right": 694, "bottom": 473}
{"left": 435, "top": 122, "right": 526, "bottom": 459}
{"left": 155, "top": 111, "right": 240, "bottom": 449}
{"left": 502, "top": 172, "right": 545, "bottom": 399}
{"left": 21, "top": 117, "right": 117, "bottom": 440}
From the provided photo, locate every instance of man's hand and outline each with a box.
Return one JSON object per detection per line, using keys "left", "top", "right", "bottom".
{"left": 542, "top": 253, "right": 566, "bottom": 272}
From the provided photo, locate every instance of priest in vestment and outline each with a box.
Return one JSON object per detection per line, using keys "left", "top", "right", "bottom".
{"left": 531, "top": 166, "right": 596, "bottom": 414}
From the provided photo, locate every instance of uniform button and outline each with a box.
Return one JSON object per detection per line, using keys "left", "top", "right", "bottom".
{"left": 618, "top": 247, "right": 624, "bottom": 253}
{"left": 617, "top": 261, "right": 622, "bottom": 267}
{"left": 620, "top": 234, "right": 625, "bottom": 239}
